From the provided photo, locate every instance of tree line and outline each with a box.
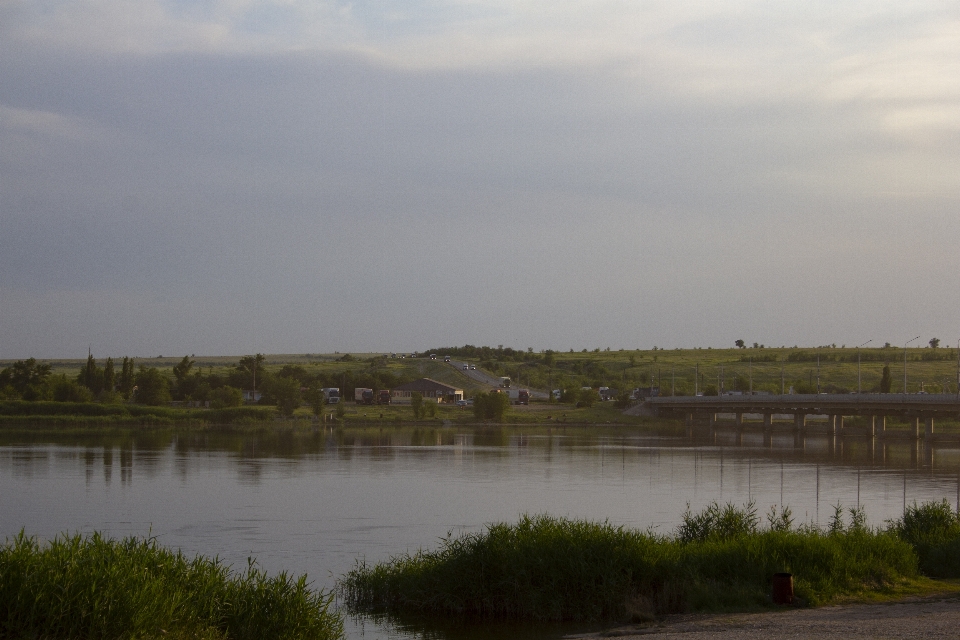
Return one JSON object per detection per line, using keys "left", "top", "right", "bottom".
{"left": 0, "top": 354, "right": 416, "bottom": 416}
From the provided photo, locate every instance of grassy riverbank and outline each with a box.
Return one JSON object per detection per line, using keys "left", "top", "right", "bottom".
{"left": 341, "top": 502, "right": 960, "bottom": 624}
{"left": 0, "top": 532, "right": 342, "bottom": 640}
{"left": 0, "top": 400, "right": 276, "bottom": 427}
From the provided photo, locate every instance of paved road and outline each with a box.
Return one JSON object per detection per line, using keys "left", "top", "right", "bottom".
{"left": 574, "top": 594, "right": 960, "bottom": 640}
{"left": 446, "top": 360, "right": 549, "bottom": 400}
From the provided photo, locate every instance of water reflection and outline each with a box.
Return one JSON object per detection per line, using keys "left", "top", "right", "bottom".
{"left": 5, "top": 424, "right": 960, "bottom": 640}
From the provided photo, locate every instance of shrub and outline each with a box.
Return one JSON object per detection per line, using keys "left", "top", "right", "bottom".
{"left": 0, "top": 532, "right": 343, "bottom": 640}
{"left": 891, "top": 500, "right": 960, "bottom": 577}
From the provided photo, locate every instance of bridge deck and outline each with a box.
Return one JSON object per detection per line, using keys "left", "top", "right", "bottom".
{"left": 647, "top": 393, "right": 960, "bottom": 417}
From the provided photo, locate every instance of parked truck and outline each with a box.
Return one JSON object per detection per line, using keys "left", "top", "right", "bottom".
{"left": 354, "top": 388, "right": 374, "bottom": 404}
{"left": 499, "top": 377, "right": 511, "bottom": 388}
{"left": 377, "top": 389, "right": 392, "bottom": 405}
{"left": 321, "top": 387, "right": 340, "bottom": 404}
{"left": 517, "top": 389, "right": 530, "bottom": 405}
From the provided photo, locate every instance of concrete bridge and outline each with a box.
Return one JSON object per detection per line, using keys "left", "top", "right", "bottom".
{"left": 646, "top": 393, "right": 960, "bottom": 439}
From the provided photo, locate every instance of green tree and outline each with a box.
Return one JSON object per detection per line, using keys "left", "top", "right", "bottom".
{"left": 6, "top": 358, "right": 52, "bottom": 400}
{"left": 103, "top": 358, "right": 116, "bottom": 392}
{"left": 119, "top": 357, "right": 136, "bottom": 398}
{"left": 209, "top": 386, "right": 243, "bottom": 409}
{"left": 930, "top": 338, "right": 940, "bottom": 349}
{"left": 233, "top": 354, "right": 266, "bottom": 390}
{"left": 49, "top": 375, "right": 94, "bottom": 403}
{"left": 266, "top": 375, "right": 302, "bottom": 417}
{"left": 473, "top": 391, "right": 510, "bottom": 421}
{"left": 134, "top": 366, "right": 172, "bottom": 405}
{"left": 306, "top": 382, "right": 327, "bottom": 418}
{"left": 410, "top": 392, "right": 425, "bottom": 419}
{"left": 173, "top": 355, "right": 195, "bottom": 384}
{"left": 578, "top": 388, "right": 599, "bottom": 408}
{"left": 735, "top": 339, "right": 745, "bottom": 349}
{"left": 880, "top": 365, "right": 892, "bottom": 393}
{"left": 78, "top": 354, "right": 104, "bottom": 395}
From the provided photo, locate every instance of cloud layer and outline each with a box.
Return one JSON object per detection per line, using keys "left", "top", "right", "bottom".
{"left": 2, "top": 1, "right": 958, "bottom": 357}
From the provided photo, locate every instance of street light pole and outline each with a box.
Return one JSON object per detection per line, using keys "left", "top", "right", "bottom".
{"left": 856, "top": 340, "right": 872, "bottom": 394}
{"left": 904, "top": 336, "right": 920, "bottom": 394}
{"left": 816, "top": 350, "right": 821, "bottom": 394}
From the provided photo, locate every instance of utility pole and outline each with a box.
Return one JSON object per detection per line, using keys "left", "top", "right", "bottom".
{"left": 695, "top": 362, "right": 699, "bottom": 396}
{"left": 749, "top": 357, "right": 753, "bottom": 394}
{"left": 904, "top": 336, "right": 920, "bottom": 393}
{"left": 856, "top": 340, "right": 871, "bottom": 394}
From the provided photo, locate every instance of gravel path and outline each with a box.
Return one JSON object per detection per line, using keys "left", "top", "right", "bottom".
{"left": 574, "top": 594, "right": 960, "bottom": 639}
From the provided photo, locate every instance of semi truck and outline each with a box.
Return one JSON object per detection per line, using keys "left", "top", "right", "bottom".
{"left": 499, "top": 377, "right": 511, "bottom": 388}
{"left": 321, "top": 387, "right": 340, "bottom": 404}
{"left": 354, "top": 388, "right": 374, "bottom": 404}
{"left": 517, "top": 389, "right": 530, "bottom": 405}
{"left": 377, "top": 389, "right": 392, "bottom": 405}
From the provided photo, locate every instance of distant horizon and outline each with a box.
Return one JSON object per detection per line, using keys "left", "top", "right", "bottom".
{"left": 3, "top": 341, "right": 957, "bottom": 364}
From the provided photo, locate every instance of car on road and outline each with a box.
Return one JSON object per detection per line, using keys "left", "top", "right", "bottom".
{"left": 462, "top": 364, "right": 469, "bottom": 370}
{"left": 469, "top": 364, "right": 476, "bottom": 370}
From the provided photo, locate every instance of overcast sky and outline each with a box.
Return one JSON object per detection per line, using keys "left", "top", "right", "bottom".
{"left": 1, "top": 1, "right": 958, "bottom": 359}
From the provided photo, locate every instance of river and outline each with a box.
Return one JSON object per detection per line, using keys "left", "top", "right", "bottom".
{"left": 3, "top": 424, "right": 960, "bottom": 639}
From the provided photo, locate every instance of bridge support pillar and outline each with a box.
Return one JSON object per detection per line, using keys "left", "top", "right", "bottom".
{"left": 735, "top": 412, "right": 743, "bottom": 427}
{"left": 876, "top": 415, "right": 886, "bottom": 437}
{"left": 868, "top": 415, "right": 876, "bottom": 438}
{"left": 911, "top": 417, "right": 921, "bottom": 439}
{"left": 828, "top": 414, "right": 841, "bottom": 436}
{"left": 763, "top": 413, "right": 772, "bottom": 429}
{"left": 925, "top": 417, "right": 935, "bottom": 440}
{"left": 794, "top": 413, "right": 806, "bottom": 433}
{"left": 684, "top": 413, "right": 694, "bottom": 427}
{"left": 709, "top": 413, "right": 718, "bottom": 428}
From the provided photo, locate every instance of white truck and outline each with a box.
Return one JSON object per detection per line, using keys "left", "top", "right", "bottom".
{"left": 354, "top": 388, "right": 374, "bottom": 404}
{"left": 321, "top": 387, "right": 340, "bottom": 404}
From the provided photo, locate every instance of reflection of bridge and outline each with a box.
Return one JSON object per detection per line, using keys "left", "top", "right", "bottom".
{"left": 647, "top": 394, "right": 960, "bottom": 439}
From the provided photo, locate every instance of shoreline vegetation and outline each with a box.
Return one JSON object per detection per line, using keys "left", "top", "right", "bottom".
{"left": 0, "top": 532, "right": 342, "bottom": 640}
{"left": 2, "top": 345, "right": 958, "bottom": 430}
{"left": 4, "top": 507, "right": 960, "bottom": 638}
{"left": 340, "top": 501, "right": 960, "bottom": 625}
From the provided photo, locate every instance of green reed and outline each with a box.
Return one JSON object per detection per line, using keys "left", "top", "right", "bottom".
{"left": 341, "top": 504, "right": 930, "bottom": 623}
{"left": 0, "top": 531, "right": 342, "bottom": 640}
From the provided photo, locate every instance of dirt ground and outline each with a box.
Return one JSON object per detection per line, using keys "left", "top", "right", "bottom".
{"left": 572, "top": 593, "right": 960, "bottom": 639}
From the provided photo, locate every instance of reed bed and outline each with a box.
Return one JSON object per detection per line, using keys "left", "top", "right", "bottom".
{"left": 0, "top": 532, "right": 342, "bottom": 640}
{"left": 340, "top": 503, "right": 943, "bottom": 623}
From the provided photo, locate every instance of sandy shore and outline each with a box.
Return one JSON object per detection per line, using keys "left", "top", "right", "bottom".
{"left": 572, "top": 593, "right": 960, "bottom": 639}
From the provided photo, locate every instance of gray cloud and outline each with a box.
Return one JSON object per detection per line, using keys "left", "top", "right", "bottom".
{"left": 2, "top": 3, "right": 959, "bottom": 358}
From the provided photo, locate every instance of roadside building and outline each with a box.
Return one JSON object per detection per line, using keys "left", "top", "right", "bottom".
{"left": 242, "top": 390, "right": 263, "bottom": 403}
{"left": 392, "top": 378, "right": 463, "bottom": 404}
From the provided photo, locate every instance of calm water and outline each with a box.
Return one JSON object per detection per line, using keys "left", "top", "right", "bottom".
{"left": 3, "top": 424, "right": 960, "bottom": 639}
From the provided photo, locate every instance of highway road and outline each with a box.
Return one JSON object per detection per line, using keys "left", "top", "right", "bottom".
{"left": 446, "top": 360, "right": 549, "bottom": 400}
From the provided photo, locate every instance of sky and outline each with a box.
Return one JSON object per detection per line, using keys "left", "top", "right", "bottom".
{"left": 1, "top": 1, "right": 958, "bottom": 359}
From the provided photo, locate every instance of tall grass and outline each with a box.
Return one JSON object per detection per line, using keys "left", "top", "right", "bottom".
{"left": 891, "top": 499, "right": 960, "bottom": 577}
{"left": 340, "top": 504, "right": 926, "bottom": 623}
{"left": 0, "top": 531, "right": 342, "bottom": 640}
